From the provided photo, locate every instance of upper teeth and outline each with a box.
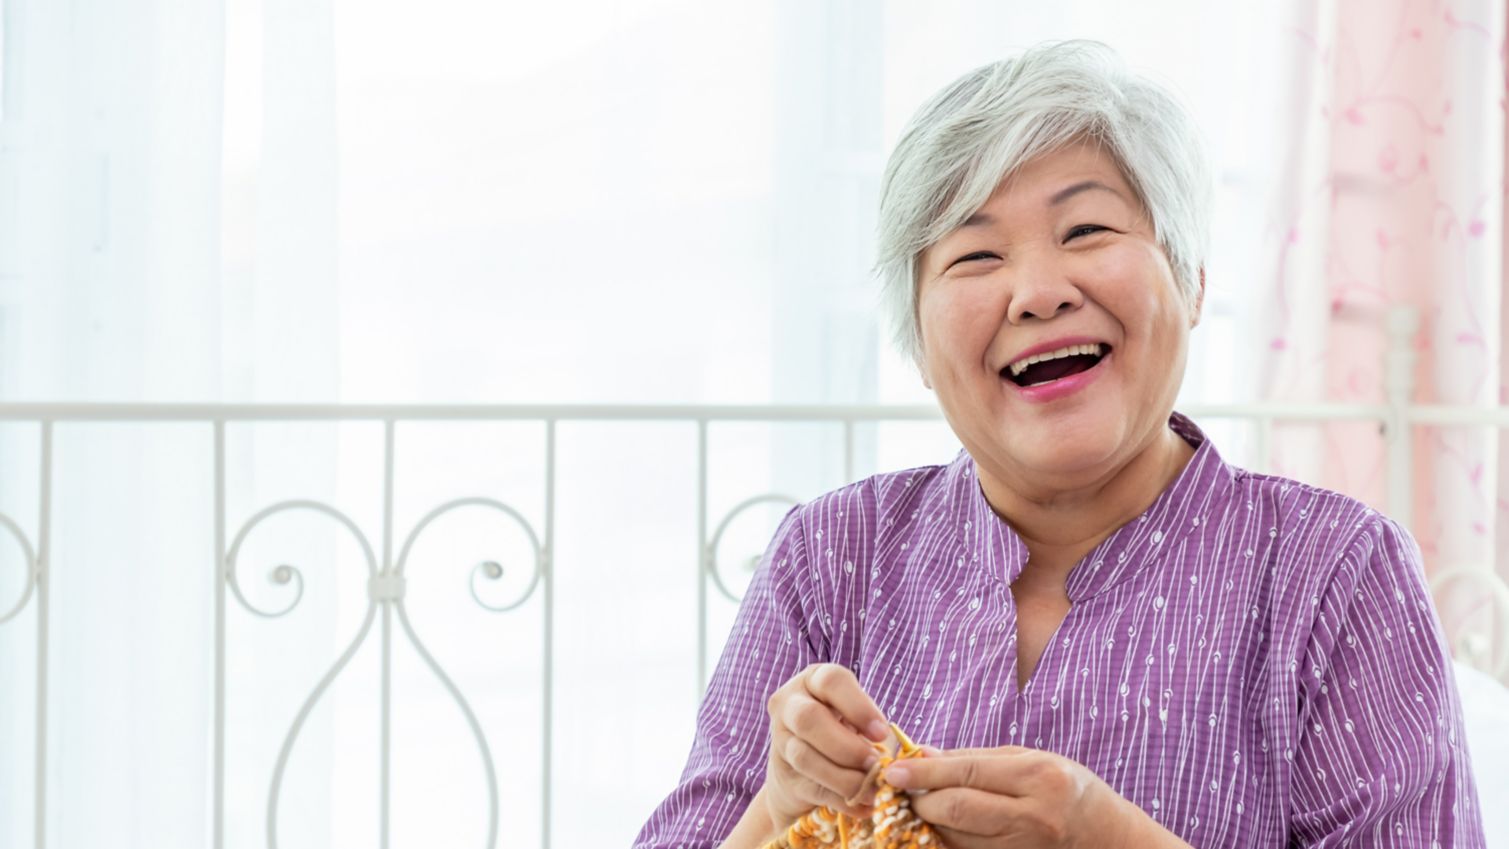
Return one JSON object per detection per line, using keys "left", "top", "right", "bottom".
{"left": 1008, "top": 343, "right": 1105, "bottom": 377}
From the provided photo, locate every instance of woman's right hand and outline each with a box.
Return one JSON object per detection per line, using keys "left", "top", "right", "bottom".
{"left": 762, "top": 663, "right": 892, "bottom": 832}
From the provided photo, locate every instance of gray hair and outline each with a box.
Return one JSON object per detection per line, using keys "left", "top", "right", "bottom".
{"left": 876, "top": 40, "right": 1212, "bottom": 365}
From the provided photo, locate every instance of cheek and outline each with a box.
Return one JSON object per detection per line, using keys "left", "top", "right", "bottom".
{"left": 919, "top": 285, "right": 996, "bottom": 354}
{"left": 1086, "top": 249, "right": 1183, "bottom": 338}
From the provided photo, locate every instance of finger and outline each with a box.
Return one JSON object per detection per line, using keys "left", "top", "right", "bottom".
{"left": 801, "top": 664, "right": 890, "bottom": 742}
{"left": 770, "top": 753, "right": 877, "bottom": 820}
{"left": 908, "top": 786, "right": 1020, "bottom": 835}
{"left": 780, "top": 690, "right": 882, "bottom": 772}
{"left": 883, "top": 752, "right": 1033, "bottom": 795}
{"left": 776, "top": 727, "right": 880, "bottom": 809}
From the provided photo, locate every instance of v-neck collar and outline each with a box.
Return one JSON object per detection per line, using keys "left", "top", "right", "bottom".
{"left": 950, "top": 412, "right": 1235, "bottom": 602}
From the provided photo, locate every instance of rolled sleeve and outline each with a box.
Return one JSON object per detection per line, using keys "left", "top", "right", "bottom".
{"left": 632, "top": 505, "right": 828, "bottom": 849}
{"left": 1288, "top": 516, "right": 1486, "bottom": 848}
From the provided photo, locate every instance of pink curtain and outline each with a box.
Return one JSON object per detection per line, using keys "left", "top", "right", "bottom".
{"left": 1260, "top": 0, "right": 1507, "bottom": 675}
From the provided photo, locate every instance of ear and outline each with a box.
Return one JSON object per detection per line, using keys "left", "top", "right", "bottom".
{"left": 1189, "top": 267, "right": 1206, "bottom": 328}
{"left": 916, "top": 353, "right": 933, "bottom": 390}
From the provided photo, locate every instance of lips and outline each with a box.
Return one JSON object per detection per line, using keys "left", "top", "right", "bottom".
{"left": 1001, "top": 340, "right": 1111, "bottom": 387}
{"left": 1000, "top": 347, "right": 1113, "bottom": 403}
{"left": 1008, "top": 352, "right": 1100, "bottom": 386}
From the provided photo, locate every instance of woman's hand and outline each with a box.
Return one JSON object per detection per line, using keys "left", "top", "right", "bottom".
{"left": 882, "top": 746, "right": 1190, "bottom": 849}
{"left": 761, "top": 663, "right": 891, "bottom": 832}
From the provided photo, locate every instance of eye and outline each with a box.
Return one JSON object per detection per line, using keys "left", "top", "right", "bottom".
{"left": 1065, "top": 224, "right": 1108, "bottom": 241}
{"left": 950, "top": 250, "right": 1001, "bottom": 267}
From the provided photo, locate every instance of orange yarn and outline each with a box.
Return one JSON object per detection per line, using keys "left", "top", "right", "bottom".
{"left": 762, "top": 724, "right": 943, "bottom": 849}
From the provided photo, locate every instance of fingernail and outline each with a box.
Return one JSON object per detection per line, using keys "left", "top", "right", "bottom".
{"left": 866, "top": 719, "right": 889, "bottom": 741}
{"left": 921, "top": 745, "right": 943, "bottom": 757}
{"left": 863, "top": 753, "right": 879, "bottom": 770}
{"left": 884, "top": 765, "right": 911, "bottom": 787}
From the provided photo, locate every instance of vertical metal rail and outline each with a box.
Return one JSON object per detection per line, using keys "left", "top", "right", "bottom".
{"left": 380, "top": 420, "right": 396, "bottom": 849}
{"left": 695, "top": 420, "right": 709, "bottom": 698}
{"left": 843, "top": 419, "right": 855, "bottom": 483}
{"left": 213, "top": 420, "right": 227, "bottom": 849}
{"left": 1385, "top": 307, "right": 1418, "bottom": 527}
{"left": 34, "top": 421, "right": 52, "bottom": 849}
{"left": 1254, "top": 417, "right": 1272, "bottom": 474}
{"left": 542, "top": 419, "right": 557, "bottom": 849}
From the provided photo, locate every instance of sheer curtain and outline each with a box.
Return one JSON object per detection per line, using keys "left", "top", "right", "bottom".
{"left": 1254, "top": 0, "right": 1508, "bottom": 669}
{"left": 0, "top": 2, "right": 1499, "bottom": 848}
{"left": 0, "top": 2, "right": 230, "bottom": 847}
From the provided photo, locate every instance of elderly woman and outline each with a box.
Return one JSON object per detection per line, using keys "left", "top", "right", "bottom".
{"left": 634, "top": 41, "right": 1485, "bottom": 849}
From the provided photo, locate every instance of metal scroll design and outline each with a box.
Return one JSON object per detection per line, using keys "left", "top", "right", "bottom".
{"left": 1430, "top": 566, "right": 1509, "bottom": 679}
{"left": 706, "top": 493, "right": 799, "bottom": 603}
{"left": 0, "top": 512, "right": 39, "bottom": 625}
{"left": 225, "top": 497, "right": 544, "bottom": 848}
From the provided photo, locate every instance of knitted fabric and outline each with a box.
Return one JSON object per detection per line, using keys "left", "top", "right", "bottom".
{"left": 762, "top": 724, "right": 944, "bottom": 849}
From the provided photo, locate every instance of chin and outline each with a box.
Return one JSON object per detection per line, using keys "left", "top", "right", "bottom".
{"left": 1025, "top": 440, "right": 1122, "bottom": 480}
{"left": 1002, "top": 416, "right": 1130, "bottom": 480}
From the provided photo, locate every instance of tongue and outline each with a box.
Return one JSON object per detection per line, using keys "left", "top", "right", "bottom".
{"left": 1017, "top": 354, "right": 1099, "bottom": 386}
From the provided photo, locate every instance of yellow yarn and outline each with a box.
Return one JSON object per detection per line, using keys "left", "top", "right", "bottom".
{"left": 762, "top": 724, "right": 944, "bottom": 849}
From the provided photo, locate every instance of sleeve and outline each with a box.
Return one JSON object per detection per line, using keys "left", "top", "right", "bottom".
{"left": 632, "top": 505, "right": 831, "bottom": 849}
{"left": 1287, "top": 515, "right": 1487, "bottom": 848}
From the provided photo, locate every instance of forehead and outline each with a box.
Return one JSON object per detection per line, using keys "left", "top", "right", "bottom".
{"left": 918, "top": 140, "right": 1146, "bottom": 268}
{"left": 988, "top": 141, "right": 1136, "bottom": 208}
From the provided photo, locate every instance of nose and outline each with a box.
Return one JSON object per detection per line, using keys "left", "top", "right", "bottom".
{"left": 1006, "top": 269, "right": 1084, "bottom": 324}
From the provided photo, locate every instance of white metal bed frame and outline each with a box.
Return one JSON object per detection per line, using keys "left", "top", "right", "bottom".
{"left": 1, "top": 318, "right": 1507, "bottom": 849}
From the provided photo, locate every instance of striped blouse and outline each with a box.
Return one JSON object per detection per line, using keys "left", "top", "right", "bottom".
{"left": 634, "top": 413, "right": 1486, "bottom": 848}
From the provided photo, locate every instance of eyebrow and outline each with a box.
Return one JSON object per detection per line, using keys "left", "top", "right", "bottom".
{"left": 1048, "top": 179, "right": 1125, "bottom": 206}
{"left": 959, "top": 180, "right": 1126, "bottom": 227}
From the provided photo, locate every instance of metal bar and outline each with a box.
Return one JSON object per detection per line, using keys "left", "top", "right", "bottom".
{"left": 1388, "top": 412, "right": 1414, "bottom": 528}
{"left": 843, "top": 419, "right": 855, "bottom": 483}
{"left": 381, "top": 420, "right": 395, "bottom": 849}
{"left": 35, "top": 421, "right": 51, "bottom": 849}
{"left": 1182, "top": 403, "right": 1391, "bottom": 421}
{"left": 696, "top": 420, "right": 709, "bottom": 698}
{"left": 542, "top": 419, "right": 556, "bottom": 849}
{"left": 0, "top": 403, "right": 947, "bottom": 423}
{"left": 37, "top": 400, "right": 1509, "bottom": 430}
{"left": 1385, "top": 308, "right": 1419, "bottom": 527}
{"left": 213, "top": 420, "right": 226, "bottom": 849}
{"left": 380, "top": 606, "right": 391, "bottom": 848}
{"left": 1405, "top": 407, "right": 1509, "bottom": 426}
{"left": 1254, "top": 417, "right": 1271, "bottom": 474}
{"left": 39, "top": 400, "right": 1509, "bottom": 426}
{"left": 0, "top": 401, "right": 1419, "bottom": 423}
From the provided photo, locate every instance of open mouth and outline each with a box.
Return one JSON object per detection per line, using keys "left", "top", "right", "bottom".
{"left": 1002, "top": 343, "right": 1109, "bottom": 388}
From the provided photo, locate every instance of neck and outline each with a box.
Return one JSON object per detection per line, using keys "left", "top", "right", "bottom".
{"left": 977, "top": 424, "right": 1195, "bottom": 581}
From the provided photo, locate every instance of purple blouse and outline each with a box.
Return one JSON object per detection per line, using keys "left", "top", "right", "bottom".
{"left": 634, "top": 414, "right": 1485, "bottom": 848}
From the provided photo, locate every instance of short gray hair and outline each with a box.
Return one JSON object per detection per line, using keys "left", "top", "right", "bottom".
{"left": 876, "top": 40, "right": 1212, "bottom": 365}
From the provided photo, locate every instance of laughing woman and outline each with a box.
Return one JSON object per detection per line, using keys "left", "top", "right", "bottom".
{"left": 634, "top": 41, "right": 1485, "bottom": 849}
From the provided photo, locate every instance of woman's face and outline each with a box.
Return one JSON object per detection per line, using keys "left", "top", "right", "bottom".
{"left": 916, "top": 140, "right": 1200, "bottom": 495}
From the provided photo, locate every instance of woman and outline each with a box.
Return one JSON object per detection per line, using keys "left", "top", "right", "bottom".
{"left": 635, "top": 41, "right": 1486, "bottom": 849}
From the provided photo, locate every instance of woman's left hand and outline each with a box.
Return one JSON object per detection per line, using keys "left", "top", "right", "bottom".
{"left": 882, "top": 745, "right": 1182, "bottom": 849}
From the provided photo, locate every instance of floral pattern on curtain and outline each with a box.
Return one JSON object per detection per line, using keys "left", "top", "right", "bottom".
{"left": 1260, "top": 0, "right": 1508, "bottom": 679}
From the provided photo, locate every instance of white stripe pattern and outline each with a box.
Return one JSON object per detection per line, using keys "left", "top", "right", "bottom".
{"left": 635, "top": 414, "right": 1485, "bottom": 848}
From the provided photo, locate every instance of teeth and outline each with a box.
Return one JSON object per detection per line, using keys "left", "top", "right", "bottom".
{"left": 1008, "top": 343, "right": 1104, "bottom": 377}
